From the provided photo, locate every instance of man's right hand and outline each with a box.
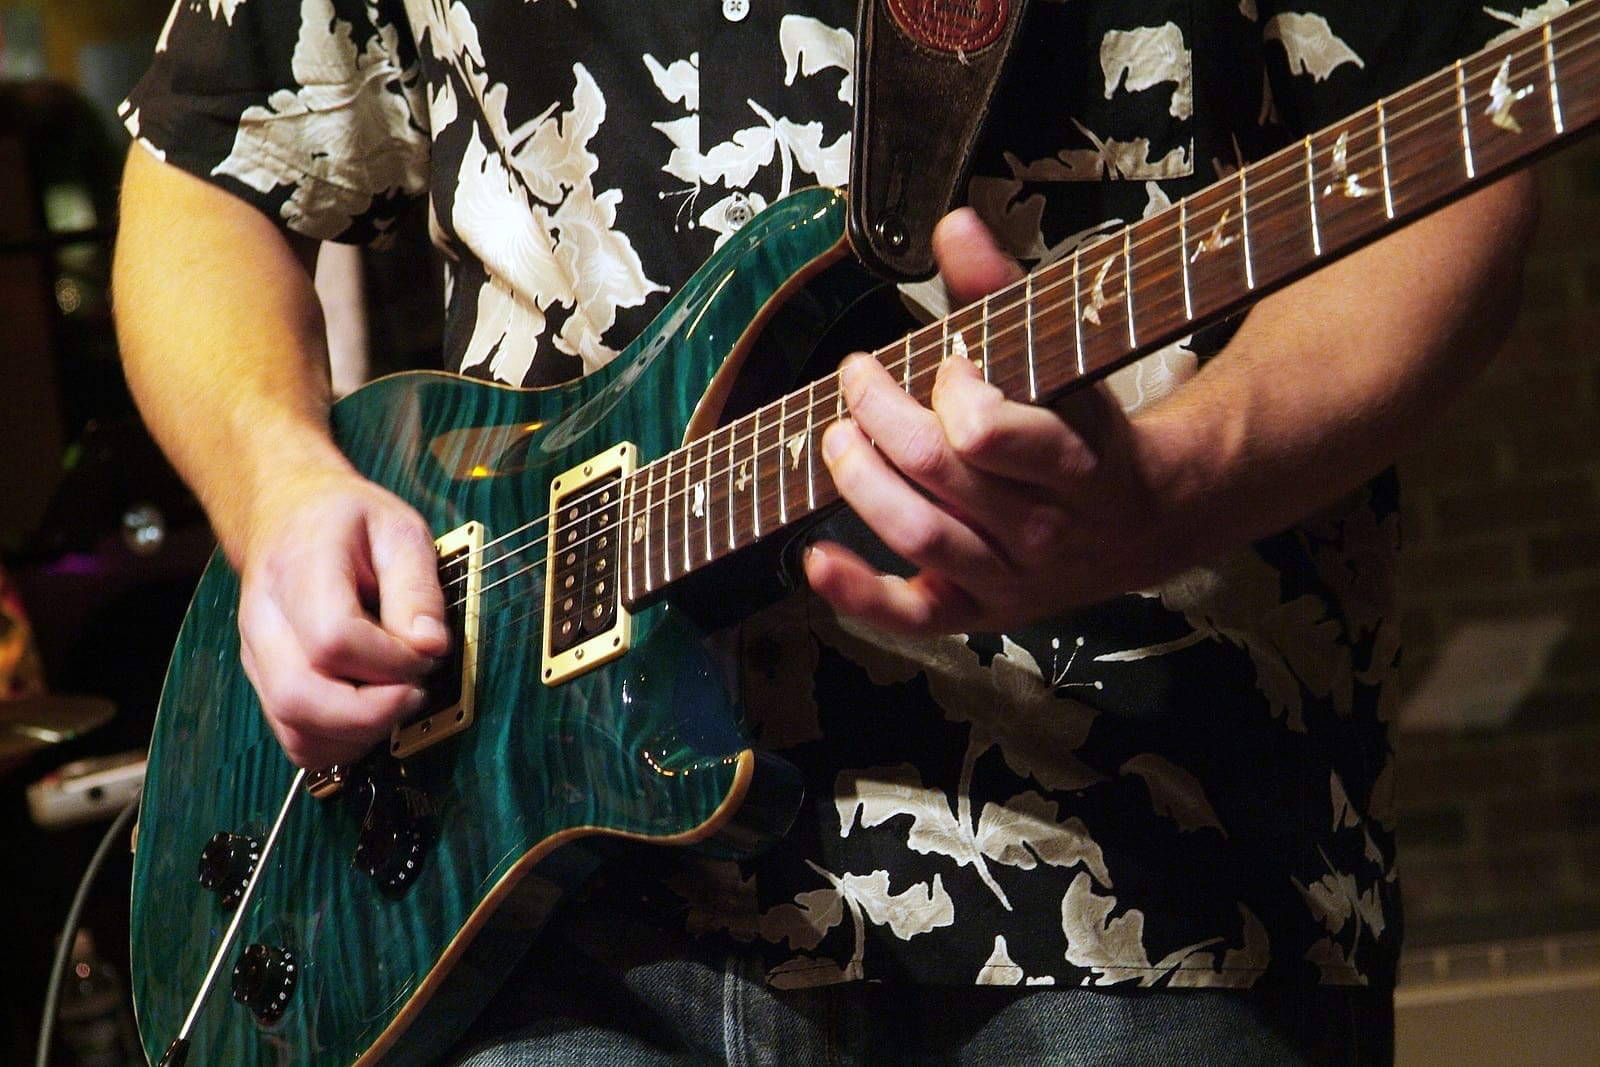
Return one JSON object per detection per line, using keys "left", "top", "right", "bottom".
{"left": 235, "top": 465, "right": 449, "bottom": 768}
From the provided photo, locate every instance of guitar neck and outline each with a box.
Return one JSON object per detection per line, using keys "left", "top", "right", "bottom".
{"left": 622, "top": 4, "right": 1600, "bottom": 606}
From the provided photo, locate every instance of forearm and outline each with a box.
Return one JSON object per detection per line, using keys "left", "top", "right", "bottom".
{"left": 1133, "top": 171, "right": 1538, "bottom": 564}
{"left": 113, "top": 145, "right": 348, "bottom": 566}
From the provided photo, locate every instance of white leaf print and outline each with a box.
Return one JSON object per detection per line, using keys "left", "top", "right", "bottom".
{"left": 1061, "top": 873, "right": 1267, "bottom": 988}
{"left": 1303, "top": 936, "right": 1364, "bottom": 983}
{"left": 1329, "top": 771, "right": 1360, "bottom": 831}
{"left": 775, "top": 118, "right": 851, "bottom": 188}
{"left": 550, "top": 184, "right": 664, "bottom": 366}
{"left": 214, "top": 0, "right": 429, "bottom": 240}
{"left": 820, "top": 619, "right": 1106, "bottom": 794}
{"left": 761, "top": 865, "right": 954, "bottom": 988}
{"left": 767, "top": 954, "right": 858, "bottom": 988}
{"left": 764, "top": 884, "right": 846, "bottom": 952}
{"left": 644, "top": 52, "right": 699, "bottom": 109}
{"left": 1484, "top": 2, "right": 1572, "bottom": 45}
{"left": 977, "top": 935, "right": 1058, "bottom": 986}
{"left": 780, "top": 14, "right": 855, "bottom": 104}
{"left": 1113, "top": 550, "right": 1349, "bottom": 732}
{"left": 654, "top": 115, "right": 704, "bottom": 186}
{"left": 838, "top": 764, "right": 1012, "bottom": 906}
{"left": 158, "top": 0, "right": 245, "bottom": 52}
{"left": 850, "top": 870, "right": 956, "bottom": 941}
{"left": 701, "top": 122, "right": 779, "bottom": 189}
{"left": 975, "top": 792, "right": 1113, "bottom": 887}
{"left": 1100, "top": 23, "right": 1193, "bottom": 120}
{"left": 966, "top": 175, "right": 1049, "bottom": 262}
{"left": 665, "top": 861, "right": 763, "bottom": 942}
{"left": 1296, "top": 870, "right": 1387, "bottom": 941}
{"left": 451, "top": 62, "right": 664, "bottom": 378}
{"left": 1159, "top": 906, "right": 1269, "bottom": 989}
{"left": 1263, "top": 13, "right": 1365, "bottom": 82}
{"left": 1101, "top": 335, "right": 1196, "bottom": 415}
{"left": 1005, "top": 119, "right": 1192, "bottom": 182}
{"left": 510, "top": 63, "right": 606, "bottom": 204}
{"left": 1120, "top": 754, "right": 1227, "bottom": 836}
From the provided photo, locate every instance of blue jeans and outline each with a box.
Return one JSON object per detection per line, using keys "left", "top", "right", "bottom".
{"left": 446, "top": 899, "right": 1393, "bottom": 1066}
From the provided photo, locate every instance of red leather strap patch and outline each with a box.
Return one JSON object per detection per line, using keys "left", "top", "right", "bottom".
{"left": 885, "top": 0, "right": 1010, "bottom": 54}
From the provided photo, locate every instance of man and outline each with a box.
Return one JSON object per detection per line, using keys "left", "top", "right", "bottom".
{"left": 114, "top": 1, "right": 1536, "bottom": 1061}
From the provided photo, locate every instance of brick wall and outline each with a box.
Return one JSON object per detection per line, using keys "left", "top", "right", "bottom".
{"left": 1396, "top": 136, "right": 1600, "bottom": 946}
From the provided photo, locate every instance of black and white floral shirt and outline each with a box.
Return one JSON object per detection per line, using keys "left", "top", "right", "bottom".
{"left": 125, "top": 0, "right": 1525, "bottom": 991}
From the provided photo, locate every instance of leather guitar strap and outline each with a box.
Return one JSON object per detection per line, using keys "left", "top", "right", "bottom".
{"left": 849, "top": 0, "right": 1032, "bottom": 281}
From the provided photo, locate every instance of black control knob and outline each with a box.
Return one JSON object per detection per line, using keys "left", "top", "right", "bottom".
{"left": 230, "top": 943, "right": 297, "bottom": 1023}
{"left": 197, "top": 832, "right": 260, "bottom": 910}
{"left": 354, "top": 822, "right": 426, "bottom": 898}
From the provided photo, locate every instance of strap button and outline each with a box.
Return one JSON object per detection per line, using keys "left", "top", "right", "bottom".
{"left": 722, "top": 0, "right": 750, "bottom": 23}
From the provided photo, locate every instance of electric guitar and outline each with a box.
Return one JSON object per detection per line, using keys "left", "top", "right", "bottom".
{"left": 131, "top": 7, "right": 1599, "bottom": 1065}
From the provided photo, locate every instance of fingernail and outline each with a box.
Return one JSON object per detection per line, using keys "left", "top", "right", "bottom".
{"left": 821, "top": 420, "right": 850, "bottom": 464}
{"left": 413, "top": 614, "right": 447, "bottom": 644}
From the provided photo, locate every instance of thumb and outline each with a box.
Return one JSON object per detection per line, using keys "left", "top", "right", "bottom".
{"left": 932, "top": 208, "right": 1026, "bottom": 305}
{"left": 369, "top": 509, "right": 450, "bottom": 655}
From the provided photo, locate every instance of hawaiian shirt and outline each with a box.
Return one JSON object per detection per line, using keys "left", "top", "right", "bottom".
{"left": 124, "top": 0, "right": 1524, "bottom": 991}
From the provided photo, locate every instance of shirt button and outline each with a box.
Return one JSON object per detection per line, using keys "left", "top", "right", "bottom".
{"left": 722, "top": 0, "right": 750, "bottom": 22}
{"left": 724, "top": 195, "right": 755, "bottom": 230}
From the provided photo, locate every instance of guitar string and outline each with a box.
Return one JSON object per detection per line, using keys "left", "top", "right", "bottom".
{"left": 156, "top": 15, "right": 1591, "bottom": 1046}
{"left": 448, "top": 20, "right": 1600, "bottom": 633}
{"left": 435, "top": 13, "right": 1596, "bottom": 621}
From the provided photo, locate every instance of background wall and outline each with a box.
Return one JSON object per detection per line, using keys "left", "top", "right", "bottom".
{"left": 1395, "top": 135, "right": 1600, "bottom": 949}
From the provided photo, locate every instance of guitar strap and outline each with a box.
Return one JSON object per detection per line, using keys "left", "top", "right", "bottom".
{"left": 849, "top": 0, "right": 1033, "bottom": 281}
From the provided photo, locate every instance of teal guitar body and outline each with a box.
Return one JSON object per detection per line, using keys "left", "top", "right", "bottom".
{"left": 129, "top": 12, "right": 1600, "bottom": 1053}
{"left": 129, "top": 188, "right": 860, "bottom": 1067}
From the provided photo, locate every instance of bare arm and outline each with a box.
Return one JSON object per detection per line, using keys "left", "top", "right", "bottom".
{"left": 806, "top": 171, "right": 1538, "bottom": 633}
{"left": 113, "top": 145, "right": 447, "bottom": 766}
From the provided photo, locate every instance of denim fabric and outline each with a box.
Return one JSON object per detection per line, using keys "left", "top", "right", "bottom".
{"left": 444, "top": 899, "right": 1393, "bottom": 1066}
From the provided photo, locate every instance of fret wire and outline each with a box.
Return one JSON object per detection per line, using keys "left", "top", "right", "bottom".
{"left": 903, "top": 334, "right": 913, "bottom": 393}
{"left": 1123, "top": 228, "right": 1137, "bottom": 350}
{"left": 617, "top": 9, "right": 1600, "bottom": 562}
{"left": 972, "top": 295, "right": 985, "bottom": 383}
{"left": 672, "top": 450, "right": 687, "bottom": 579}
{"left": 1304, "top": 136, "right": 1322, "bottom": 257}
{"left": 1455, "top": 60, "right": 1477, "bottom": 179}
{"left": 1179, "top": 198, "right": 1193, "bottom": 321}
{"left": 1238, "top": 168, "right": 1255, "bottom": 290}
{"left": 1071, "top": 248, "right": 1083, "bottom": 379}
{"left": 776, "top": 394, "right": 789, "bottom": 529}
{"left": 750, "top": 407, "right": 762, "bottom": 538}
{"left": 1545, "top": 19, "right": 1565, "bottom": 134}
{"left": 1025, "top": 273, "right": 1038, "bottom": 402}
{"left": 641, "top": 461, "right": 654, "bottom": 594}
{"left": 805, "top": 379, "right": 818, "bottom": 513}
{"left": 707, "top": 435, "right": 720, "bottom": 566}
{"left": 1377, "top": 99, "right": 1395, "bottom": 219}
{"left": 623, "top": 474, "right": 638, "bottom": 604}
{"left": 725, "top": 425, "right": 737, "bottom": 552}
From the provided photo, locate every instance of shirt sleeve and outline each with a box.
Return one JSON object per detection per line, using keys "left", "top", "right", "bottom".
{"left": 120, "top": 0, "right": 431, "bottom": 246}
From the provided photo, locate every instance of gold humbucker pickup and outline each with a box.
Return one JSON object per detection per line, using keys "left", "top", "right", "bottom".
{"left": 542, "top": 443, "right": 635, "bottom": 687}
{"left": 389, "top": 521, "right": 485, "bottom": 760}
